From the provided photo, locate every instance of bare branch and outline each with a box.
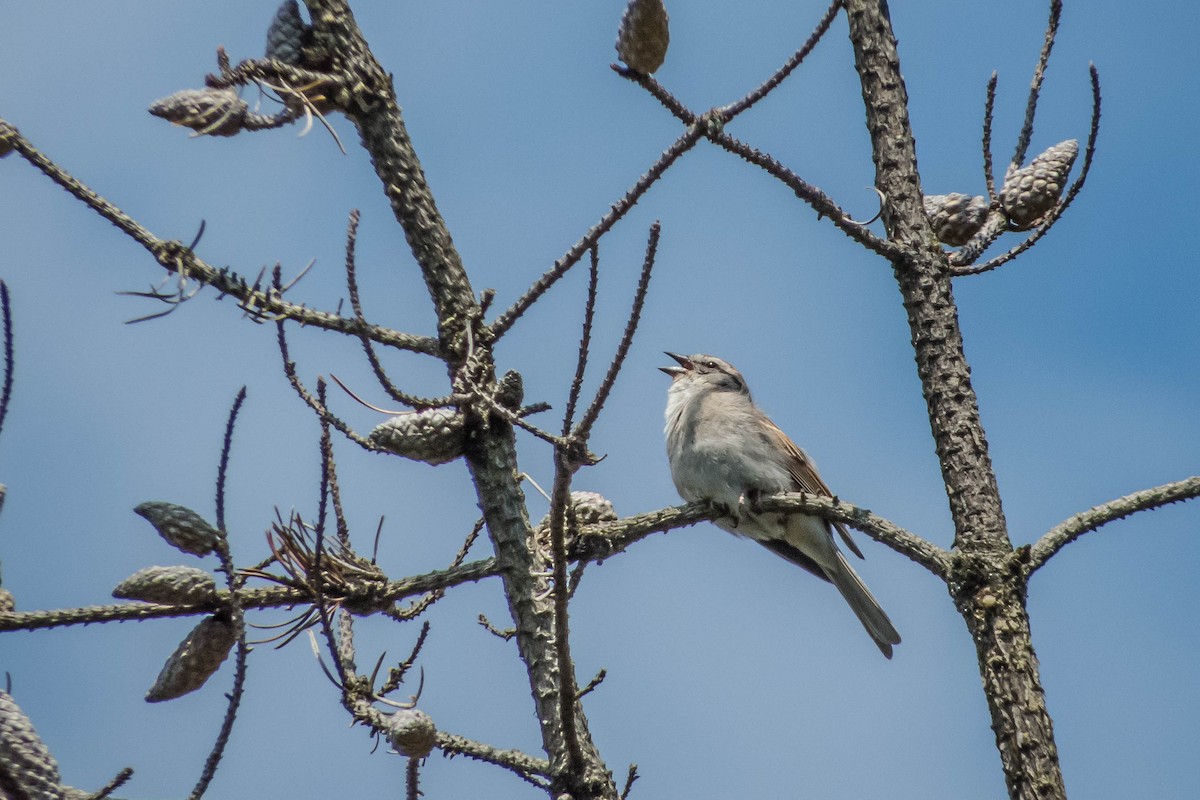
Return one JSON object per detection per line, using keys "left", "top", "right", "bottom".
{"left": 611, "top": 67, "right": 695, "bottom": 125}
{"left": 490, "top": 126, "right": 704, "bottom": 339}
{"left": 190, "top": 392, "right": 251, "bottom": 800}
{"left": 1012, "top": 0, "right": 1063, "bottom": 169}
{"left": 0, "top": 283, "right": 12, "bottom": 444}
{"left": 982, "top": 72, "right": 999, "bottom": 201}
{"left": 1028, "top": 476, "right": 1200, "bottom": 574}
{"left": 436, "top": 731, "right": 551, "bottom": 788}
{"left": 87, "top": 766, "right": 134, "bottom": 800}
{"left": 562, "top": 247, "right": 600, "bottom": 435}
{"left": 719, "top": 0, "right": 843, "bottom": 121}
{"left": 405, "top": 757, "right": 420, "bottom": 800}
{"left": 0, "top": 120, "right": 439, "bottom": 356}
{"left": 276, "top": 321, "right": 380, "bottom": 452}
{"left": 705, "top": 129, "right": 903, "bottom": 259}
{"left": 620, "top": 764, "right": 640, "bottom": 800}
{"left": 342, "top": 210, "right": 448, "bottom": 408}
{"left": 574, "top": 224, "right": 660, "bottom": 441}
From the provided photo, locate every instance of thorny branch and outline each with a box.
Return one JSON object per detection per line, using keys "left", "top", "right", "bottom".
{"left": 1027, "top": 477, "right": 1200, "bottom": 574}
{"left": 0, "top": 121, "right": 440, "bottom": 356}
{"left": 490, "top": 126, "right": 703, "bottom": 339}
{"left": 0, "top": 492, "right": 941, "bottom": 637}
{"left": 190, "top": 389, "right": 251, "bottom": 800}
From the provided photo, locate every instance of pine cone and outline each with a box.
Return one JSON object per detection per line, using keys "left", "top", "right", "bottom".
{"left": 495, "top": 370, "right": 525, "bottom": 409}
{"left": 384, "top": 708, "right": 437, "bottom": 758}
{"left": 923, "top": 193, "right": 989, "bottom": 247}
{"left": 616, "top": 0, "right": 670, "bottom": 75}
{"left": 134, "top": 502, "right": 221, "bottom": 556}
{"left": 145, "top": 614, "right": 237, "bottom": 702}
{"left": 537, "top": 491, "right": 618, "bottom": 530}
{"left": 566, "top": 491, "right": 617, "bottom": 525}
{"left": 265, "top": 0, "right": 310, "bottom": 65}
{"left": 0, "top": 689, "right": 62, "bottom": 800}
{"left": 113, "top": 566, "right": 218, "bottom": 605}
{"left": 999, "top": 139, "right": 1078, "bottom": 230}
{"left": 369, "top": 409, "right": 466, "bottom": 465}
{"left": 148, "top": 87, "right": 248, "bottom": 137}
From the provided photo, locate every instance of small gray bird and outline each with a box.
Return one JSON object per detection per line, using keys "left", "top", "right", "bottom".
{"left": 661, "top": 352, "right": 901, "bottom": 658}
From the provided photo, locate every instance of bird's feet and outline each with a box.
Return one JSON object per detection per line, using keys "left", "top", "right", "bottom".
{"left": 708, "top": 498, "right": 740, "bottom": 528}
{"left": 738, "top": 488, "right": 766, "bottom": 517}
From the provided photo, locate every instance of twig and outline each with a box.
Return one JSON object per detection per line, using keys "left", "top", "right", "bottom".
{"left": 318, "top": 380, "right": 353, "bottom": 548}
{"left": 1027, "top": 476, "right": 1200, "bottom": 574}
{"left": 573, "top": 223, "right": 660, "bottom": 441}
{"left": 275, "top": 318, "right": 380, "bottom": 451}
{"left": 982, "top": 72, "right": 999, "bottom": 201}
{"left": 435, "top": 731, "right": 551, "bottom": 789}
{"left": 611, "top": 67, "right": 695, "bottom": 125}
{"left": 562, "top": 246, "right": 600, "bottom": 435}
{"left": 189, "top": 391, "right": 250, "bottom": 800}
{"left": 706, "top": 129, "right": 902, "bottom": 259}
{"left": 0, "top": 283, "right": 13, "bottom": 441}
{"left": 405, "top": 757, "right": 420, "bottom": 800}
{"left": 88, "top": 766, "right": 134, "bottom": 800}
{"left": 576, "top": 668, "right": 607, "bottom": 700}
{"left": 378, "top": 621, "right": 432, "bottom": 697}
{"left": 620, "top": 764, "right": 640, "bottom": 800}
{"left": 477, "top": 613, "right": 516, "bottom": 641}
{"left": 719, "top": 0, "right": 843, "bottom": 121}
{"left": 342, "top": 210, "right": 446, "bottom": 408}
{"left": 490, "top": 125, "right": 705, "bottom": 339}
{"left": 1012, "top": 0, "right": 1063, "bottom": 169}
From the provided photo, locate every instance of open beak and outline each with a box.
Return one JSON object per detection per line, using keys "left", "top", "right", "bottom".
{"left": 659, "top": 352, "right": 692, "bottom": 378}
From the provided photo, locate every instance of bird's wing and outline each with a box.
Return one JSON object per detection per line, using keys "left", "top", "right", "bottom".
{"left": 764, "top": 417, "right": 866, "bottom": 560}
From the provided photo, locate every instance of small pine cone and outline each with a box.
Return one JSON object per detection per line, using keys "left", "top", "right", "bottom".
{"left": 495, "top": 370, "right": 525, "bottom": 409}
{"left": 113, "top": 566, "right": 218, "bottom": 605}
{"left": 567, "top": 491, "right": 617, "bottom": 525}
{"left": 148, "top": 87, "right": 248, "bottom": 137}
{"left": 999, "top": 139, "right": 1078, "bottom": 230}
{"left": 134, "top": 502, "right": 221, "bottom": 556}
{"left": 369, "top": 409, "right": 465, "bottom": 465}
{"left": 616, "top": 0, "right": 670, "bottom": 75}
{"left": 537, "top": 491, "right": 618, "bottom": 531}
{"left": 923, "top": 193, "right": 989, "bottom": 247}
{"left": 0, "top": 588, "right": 13, "bottom": 612}
{"left": 146, "top": 614, "right": 237, "bottom": 702}
{"left": 384, "top": 708, "right": 437, "bottom": 758}
{"left": 0, "top": 689, "right": 63, "bottom": 800}
{"left": 265, "top": 0, "right": 310, "bottom": 65}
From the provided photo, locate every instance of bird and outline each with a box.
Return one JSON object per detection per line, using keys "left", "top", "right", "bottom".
{"left": 661, "top": 352, "right": 901, "bottom": 658}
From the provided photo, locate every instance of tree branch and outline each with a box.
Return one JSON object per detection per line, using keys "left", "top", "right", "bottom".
{"left": 1027, "top": 476, "right": 1200, "bottom": 574}
{"left": 436, "top": 732, "right": 551, "bottom": 788}
{"left": 0, "top": 120, "right": 439, "bottom": 355}
{"left": 490, "top": 125, "right": 704, "bottom": 340}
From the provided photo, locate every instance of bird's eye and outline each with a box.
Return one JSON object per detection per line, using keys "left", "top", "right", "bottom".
{"left": 702, "top": 360, "right": 717, "bottom": 369}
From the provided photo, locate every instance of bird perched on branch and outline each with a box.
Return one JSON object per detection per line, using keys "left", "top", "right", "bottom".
{"left": 661, "top": 352, "right": 900, "bottom": 658}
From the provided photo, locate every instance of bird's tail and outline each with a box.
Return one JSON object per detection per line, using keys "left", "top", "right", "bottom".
{"left": 825, "top": 552, "right": 901, "bottom": 659}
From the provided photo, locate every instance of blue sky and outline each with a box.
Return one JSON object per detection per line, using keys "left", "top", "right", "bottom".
{"left": 1, "top": 1, "right": 1197, "bottom": 798}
